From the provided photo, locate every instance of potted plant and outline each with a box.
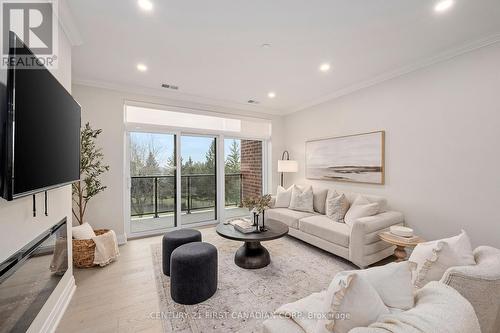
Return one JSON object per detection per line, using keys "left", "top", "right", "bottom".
{"left": 242, "top": 194, "right": 272, "bottom": 231}
{"left": 72, "top": 122, "right": 110, "bottom": 268}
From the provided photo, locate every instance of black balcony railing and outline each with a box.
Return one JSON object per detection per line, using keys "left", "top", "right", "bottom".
{"left": 130, "top": 173, "right": 242, "bottom": 218}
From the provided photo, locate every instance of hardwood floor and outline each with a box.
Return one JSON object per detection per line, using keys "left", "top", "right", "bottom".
{"left": 57, "top": 235, "right": 165, "bottom": 333}
{"left": 57, "top": 226, "right": 393, "bottom": 333}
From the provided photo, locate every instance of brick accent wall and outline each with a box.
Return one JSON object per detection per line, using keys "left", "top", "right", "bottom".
{"left": 241, "top": 140, "right": 262, "bottom": 200}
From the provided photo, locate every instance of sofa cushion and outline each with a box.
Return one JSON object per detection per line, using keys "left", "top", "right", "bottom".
{"left": 317, "top": 271, "right": 390, "bottom": 333}
{"left": 275, "top": 185, "right": 293, "bottom": 208}
{"left": 266, "top": 208, "right": 315, "bottom": 229}
{"left": 299, "top": 215, "right": 350, "bottom": 247}
{"left": 348, "top": 282, "right": 481, "bottom": 333}
{"left": 326, "top": 191, "right": 350, "bottom": 223}
{"left": 359, "top": 262, "right": 415, "bottom": 310}
{"left": 345, "top": 195, "right": 380, "bottom": 227}
{"left": 344, "top": 193, "right": 388, "bottom": 213}
{"left": 312, "top": 188, "right": 328, "bottom": 214}
{"left": 289, "top": 185, "right": 315, "bottom": 213}
{"left": 409, "top": 230, "right": 475, "bottom": 288}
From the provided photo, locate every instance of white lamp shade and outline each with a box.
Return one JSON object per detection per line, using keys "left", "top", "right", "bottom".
{"left": 278, "top": 160, "right": 298, "bottom": 173}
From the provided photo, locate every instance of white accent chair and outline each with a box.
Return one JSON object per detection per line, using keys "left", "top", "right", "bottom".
{"left": 262, "top": 246, "right": 500, "bottom": 333}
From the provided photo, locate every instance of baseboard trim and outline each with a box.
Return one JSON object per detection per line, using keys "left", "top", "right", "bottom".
{"left": 38, "top": 274, "right": 76, "bottom": 333}
{"left": 117, "top": 233, "right": 127, "bottom": 245}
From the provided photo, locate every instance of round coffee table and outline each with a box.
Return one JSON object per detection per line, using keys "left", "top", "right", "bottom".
{"left": 216, "top": 219, "right": 288, "bottom": 269}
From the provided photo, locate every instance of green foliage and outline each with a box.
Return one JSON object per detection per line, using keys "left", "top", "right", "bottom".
{"left": 130, "top": 137, "right": 248, "bottom": 216}
{"left": 72, "top": 123, "right": 110, "bottom": 225}
{"left": 144, "top": 151, "right": 161, "bottom": 175}
{"left": 225, "top": 140, "right": 240, "bottom": 174}
{"left": 204, "top": 140, "right": 216, "bottom": 171}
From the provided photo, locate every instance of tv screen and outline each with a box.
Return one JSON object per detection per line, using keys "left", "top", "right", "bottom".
{"left": 0, "top": 32, "right": 81, "bottom": 200}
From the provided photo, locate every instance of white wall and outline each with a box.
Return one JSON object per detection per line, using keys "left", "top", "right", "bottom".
{"left": 284, "top": 42, "right": 500, "bottom": 248}
{"left": 0, "top": 25, "right": 75, "bottom": 332}
{"left": 71, "top": 84, "right": 285, "bottom": 239}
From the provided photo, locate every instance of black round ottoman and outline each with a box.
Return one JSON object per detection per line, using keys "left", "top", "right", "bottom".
{"left": 162, "top": 229, "right": 201, "bottom": 276}
{"left": 170, "top": 242, "right": 218, "bottom": 305}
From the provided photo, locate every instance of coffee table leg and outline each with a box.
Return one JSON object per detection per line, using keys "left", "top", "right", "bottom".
{"left": 234, "top": 241, "right": 271, "bottom": 269}
{"left": 394, "top": 245, "right": 407, "bottom": 262}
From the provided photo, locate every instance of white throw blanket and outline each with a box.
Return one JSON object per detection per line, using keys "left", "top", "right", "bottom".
{"left": 274, "top": 282, "right": 480, "bottom": 333}
{"left": 92, "top": 230, "right": 120, "bottom": 266}
{"left": 275, "top": 291, "right": 327, "bottom": 333}
{"left": 349, "top": 282, "right": 481, "bottom": 333}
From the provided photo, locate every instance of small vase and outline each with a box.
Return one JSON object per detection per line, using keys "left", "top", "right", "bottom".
{"left": 259, "top": 210, "right": 268, "bottom": 232}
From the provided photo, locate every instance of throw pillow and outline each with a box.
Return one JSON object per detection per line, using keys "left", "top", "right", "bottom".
{"left": 315, "top": 271, "right": 390, "bottom": 333}
{"left": 275, "top": 185, "right": 293, "bottom": 208}
{"left": 72, "top": 222, "right": 96, "bottom": 240}
{"left": 326, "top": 191, "right": 350, "bottom": 223}
{"left": 313, "top": 188, "right": 329, "bottom": 214}
{"left": 344, "top": 195, "right": 379, "bottom": 227}
{"left": 359, "top": 261, "right": 415, "bottom": 310}
{"left": 288, "top": 185, "right": 314, "bottom": 213}
{"left": 409, "top": 230, "right": 475, "bottom": 289}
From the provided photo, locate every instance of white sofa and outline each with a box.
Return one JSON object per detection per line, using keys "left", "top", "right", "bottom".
{"left": 266, "top": 189, "right": 404, "bottom": 268}
{"left": 262, "top": 246, "right": 500, "bottom": 333}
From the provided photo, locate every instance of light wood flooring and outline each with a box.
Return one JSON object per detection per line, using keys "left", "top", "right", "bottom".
{"left": 57, "top": 235, "right": 165, "bottom": 333}
{"left": 57, "top": 226, "right": 393, "bottom": 333}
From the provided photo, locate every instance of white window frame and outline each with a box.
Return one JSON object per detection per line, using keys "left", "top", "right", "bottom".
{"left": 123, "top": 102, "right": 272, "bottom": 239}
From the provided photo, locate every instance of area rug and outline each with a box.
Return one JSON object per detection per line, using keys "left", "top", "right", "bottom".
{"left": 151, "top": 227, "right": 356, "bottom": 333}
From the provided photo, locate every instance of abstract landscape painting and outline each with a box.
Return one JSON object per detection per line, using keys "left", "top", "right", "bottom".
{"left": 306, "top": 131, "right": 385, "bottom": 184}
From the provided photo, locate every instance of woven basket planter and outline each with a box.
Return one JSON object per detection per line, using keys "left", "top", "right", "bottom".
{"left": 72, "top": 229, "right": 109, "bottom": 268}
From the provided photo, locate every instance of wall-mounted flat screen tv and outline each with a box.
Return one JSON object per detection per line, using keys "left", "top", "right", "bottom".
{"left": 0, "top": 32, "right": 81, "bottom": 201}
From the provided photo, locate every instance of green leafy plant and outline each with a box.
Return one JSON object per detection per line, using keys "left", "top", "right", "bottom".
{"left": 72, "top": 123, "right": 109, "bottom": 225}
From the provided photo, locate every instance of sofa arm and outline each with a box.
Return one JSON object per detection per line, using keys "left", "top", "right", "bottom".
{"left": 352, "top": 211, "right": 404, "bottom": 235}
{"left": 439, "top": 246, "right": 500, "bottom": 333}
{"left": 349, "top": 211, "right": 404, "bottom": 268}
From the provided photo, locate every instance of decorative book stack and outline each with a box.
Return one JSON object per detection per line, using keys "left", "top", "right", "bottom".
{"left": 379, "top": 231, "right": 424, "bottom": 245}
{"left": 230, "top": 218, "right": 255, "bottom": 234}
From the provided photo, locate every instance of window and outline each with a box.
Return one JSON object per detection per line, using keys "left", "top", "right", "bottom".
{"left": 125, "top": 103, "right": 270, "bottom": 236}
{"left": 224, "top": 138, "right": 263, "bottom": 218}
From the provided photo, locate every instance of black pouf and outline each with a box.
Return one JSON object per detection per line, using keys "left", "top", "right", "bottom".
{"left": 162, "top": 229, "right": 201, "bottom": 276}
{"left": 170, "top": 242, "right": 218, "bottom": 305}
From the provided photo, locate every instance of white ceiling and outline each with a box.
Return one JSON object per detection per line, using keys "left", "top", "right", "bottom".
{"left": 68, "top": 0, "right": 500, "bottom": 115}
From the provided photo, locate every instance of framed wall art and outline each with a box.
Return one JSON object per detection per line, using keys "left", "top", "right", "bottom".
{"left": 306, "top": 131, "right": 385, "bottom": 185}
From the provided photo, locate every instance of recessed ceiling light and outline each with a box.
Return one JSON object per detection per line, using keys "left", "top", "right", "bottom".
{"left": 136, "top": 63, "right": 148, "bottom": 72}
{"left": 138, "top": 0, "right": 153, "bottom": 11}
{"left": 434, "top": 0, "right": 454, "bottom": 13}
{"left": 267, "top": 91, "right": 276, "bottom": 99}
{"left": 319, "top": 63, "right": 331, "bottom": 72}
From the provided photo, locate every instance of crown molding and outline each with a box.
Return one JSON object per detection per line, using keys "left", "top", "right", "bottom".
{"left": 73, "top": 32, "right": 500, "bottom": 116}
{"left": 57, "top": 0, "right": 83, "bottom": 46}
{"left": 290, "top": 33, "right": 500, "bottom": 114}
{"left": 72, "top": 78, "right": 283, "bottom": 118}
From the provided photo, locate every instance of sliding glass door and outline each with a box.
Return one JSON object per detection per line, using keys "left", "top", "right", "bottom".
{"left": 129, "top": 132, "right": 177, "bottom": 233}
{"left": 224, "top": 138, "right": 263, "bottom": 219}
{"left": 180, "top": 135, "right": 217, "bottom": 225}
{"left": 127, "top": 130, "right": 267, "bottom": 236}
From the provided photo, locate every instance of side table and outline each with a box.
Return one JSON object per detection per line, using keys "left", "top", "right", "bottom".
{"left": 379, "top": 231, "right": 425, "bottom": 262}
